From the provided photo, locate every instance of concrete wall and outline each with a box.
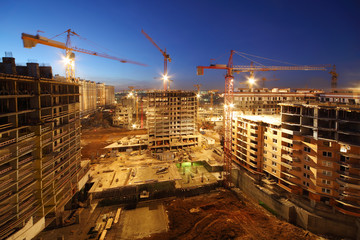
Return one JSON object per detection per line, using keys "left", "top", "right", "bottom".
{"left": 6, "top": 217, "right": 45, "bottom": 240}
{"left": 231, "top": 168, "right": 359, "bottom": 239}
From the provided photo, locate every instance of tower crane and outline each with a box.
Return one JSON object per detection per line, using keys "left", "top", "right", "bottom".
{"left": 127, "top": 86, "right": 139, "bottom": 127}
{"left": 329, "top": 65, "right": 338, "bottom": 89}
{"left": 141, "top": 29, "right": 171, "bottom": 91}
{"left": 22, "top": 29, "right": 146, "bottom": 82}
{"left": 197, "top": 50, "right": 330, "bottom": 187}
{"left": 194, "top": 84, "right": 202, "bottom": 97}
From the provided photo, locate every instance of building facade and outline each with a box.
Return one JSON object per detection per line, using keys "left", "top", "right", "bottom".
{"left": 231, "top": 103, "right": 360, "bottom": 217}
{"left": 79, "top": 79, "right": 97, "bottom": 116}
{"left": 105, "top": 85, "right": 115, "bottom": 106}
{"left": 147, "top": 90, "right": 199, "bottom": 151}
{"left": 0, "top": 56, "right": 89, "bottom": 239}
{"left": 234, "top": 88, "right": 322, "bottom": 115}
{"left": 96, "top": 83, "right": 105, "bottom": 107}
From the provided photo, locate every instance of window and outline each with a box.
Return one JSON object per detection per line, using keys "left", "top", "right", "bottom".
{"left": 322, "top": 188, "right": 331, "bottom": 194}
{"left": 304, "top": 146, "right": 311, "bottom": 153}
{"left": 272, "top": 169, "right": 277, "bottom": 174}
{"left": 322, "top": 161, "right": 332, "bottom": 167}
{"left": 304, "top": 137, "right": 311, "bottom": 143}
{"left": 303, "top": 181, "right": 309, "bottom": 187}
{"left": 273, "top": 130, "right": 278, "bottom": 135}
{"left": 322, "top": 151, "right": 332, "bottom": 157}
{"left": 323, "top": 141, "right": 331, "bottom": 147}
{"left": 272, "top": 154, "right": 277, "bottom": 159}
{"left": 263, "top": 164, "right": 267, "bottom": 169}
{"left": 272, "top": 161, "right": 277, "bottom": 166}
{"left": 272, "top": 147, "right": 277, "bottom": 151}
{"left": 263, "top": 150, "right": 267, "bottom": 154}
{"left": 273, "top": 139, "right": 277, "bottom": 143}
{"left": 264, "top": 143, "right": 268, "bottom": 147}
{"left": 264, "top": 136, "right": 268, "bottom": 140}
{"left": 304, "top": 155, "right": 310, "bottom": 161}
{"left": 322, "top": 179, "right": 331, "bottom": 185}
{"left": 263, "top": 157, "right": 267, "bottom": 162}
{"left": 322, "top": 170, "right": 332, "bottom": 176}
{"left": 303, "top": 173, "right": 310, "bottom": 179}
{"left": 304, "top": 165, "right": 310, "bottom": 170}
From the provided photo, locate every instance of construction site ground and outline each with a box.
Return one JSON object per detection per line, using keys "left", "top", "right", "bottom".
{"left": 36, "top": 189, "right": 324, "bottom": 240}
{"left": 64, "top": 127, "right": 327, "bottom": 240}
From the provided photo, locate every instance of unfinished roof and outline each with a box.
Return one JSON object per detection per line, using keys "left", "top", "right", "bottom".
{"left": 234, "top": 114, "right": 281, "bottom": 125}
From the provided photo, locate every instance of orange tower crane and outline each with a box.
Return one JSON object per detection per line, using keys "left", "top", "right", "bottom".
{"left": 329, "top": 65, "right": 338, "bottom": 89}
{"left": 22, "top": 29, "right": 146, "bottom": 81}
{"left": 141, "top": 29, "right": 171, "bottom": 91}
{"left": 197, "top": 50, "right": 329, "bottom": 187}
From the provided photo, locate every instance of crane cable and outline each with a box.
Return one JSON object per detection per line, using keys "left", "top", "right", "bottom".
{"left": 234, "top": 50, "right": 298, "bottom": 66}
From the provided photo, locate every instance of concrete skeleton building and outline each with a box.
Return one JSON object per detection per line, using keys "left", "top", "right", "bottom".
{"left": 112, "top": 97, "right": 135, "bottom": 128}
{"left": 0, "top": 56, "right": 89, "bottom": 239}
{"left": 231, "top": 102, "right": 360, "bottom": 217}
{"left": 234, "top": 88, "right": 323, "bottom": 115}
{"left": 147, "top": 90, "right": 199, "bottom": 151}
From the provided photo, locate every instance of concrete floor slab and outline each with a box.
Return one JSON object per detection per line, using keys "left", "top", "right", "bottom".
{"left": 118, "top": 202, "right": 168, "bottom": 239}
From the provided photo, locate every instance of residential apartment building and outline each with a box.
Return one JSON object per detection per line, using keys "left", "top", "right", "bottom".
{"left": 280, "top": 103, "right": 360, "bottom": 216}
{"left": 147, "top": 90, "right": 199, "bottom": 151}
{"left": 0, "top": 56, "right": 89, "bottom": 239}
{"left": 231, "top": 102, "right": 360, "bottom": 217}
{"left": 105, "top": 85, "right": 115, "bottom": 106}
{"left": 96, "top": 83, "right": 105, "bottom": 107}
{"left": 231, "top": 114, "right": 282, "bottom": 175}
{"left": 79, "top": 79, "right": 97, "bottom": 116}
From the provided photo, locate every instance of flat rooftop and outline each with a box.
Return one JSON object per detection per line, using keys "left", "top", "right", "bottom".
{"left": 234, "top": 114, "right": 281, "bottom": 125}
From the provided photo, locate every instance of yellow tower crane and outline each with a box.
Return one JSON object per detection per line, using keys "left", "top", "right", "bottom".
{"left": 22, "top": 29, "right": 146, "bottom": 81}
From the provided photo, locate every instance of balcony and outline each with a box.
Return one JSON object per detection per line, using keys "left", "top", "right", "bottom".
{"left": 0, "top": 138, "right": 16, "bottom": 148}
{"left": 336, "top": 178, "right": 360, "bottom": 190}
{"left": 337, "top": 171, "right": 360, "bottom": 180}
{"left": 0, "top": 153, "right": 12, "bottom": 165}
{"left": 18, "top": 132, "right": 35, "bottom": 142}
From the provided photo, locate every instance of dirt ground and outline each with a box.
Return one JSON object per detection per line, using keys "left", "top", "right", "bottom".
{"left": 81, "top": 127, "right": 147, "bottom": 159}
{"left": 143, "top": 189, "right": 320, "bottom": 240}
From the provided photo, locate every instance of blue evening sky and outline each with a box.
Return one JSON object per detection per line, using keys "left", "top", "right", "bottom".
{"left": 0, "top": 0, "right": 359, "bottom": 91}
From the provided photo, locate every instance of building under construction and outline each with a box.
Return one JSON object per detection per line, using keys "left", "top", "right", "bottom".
{"left": 147, "top": 90, "right": 199, "bottom": 151}
{"left": 234, "top": 88, "right": 323, "bottom": 115}
{"left": 231, "top": 102, "right": 360, "bottom": 217}
{"left": 0, "top": 55, "right": 89, "bottom": 239}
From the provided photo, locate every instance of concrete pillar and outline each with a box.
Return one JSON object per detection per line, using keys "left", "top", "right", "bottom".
{"left": 310, "top": 199, "right": 316, "bottom": 208}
